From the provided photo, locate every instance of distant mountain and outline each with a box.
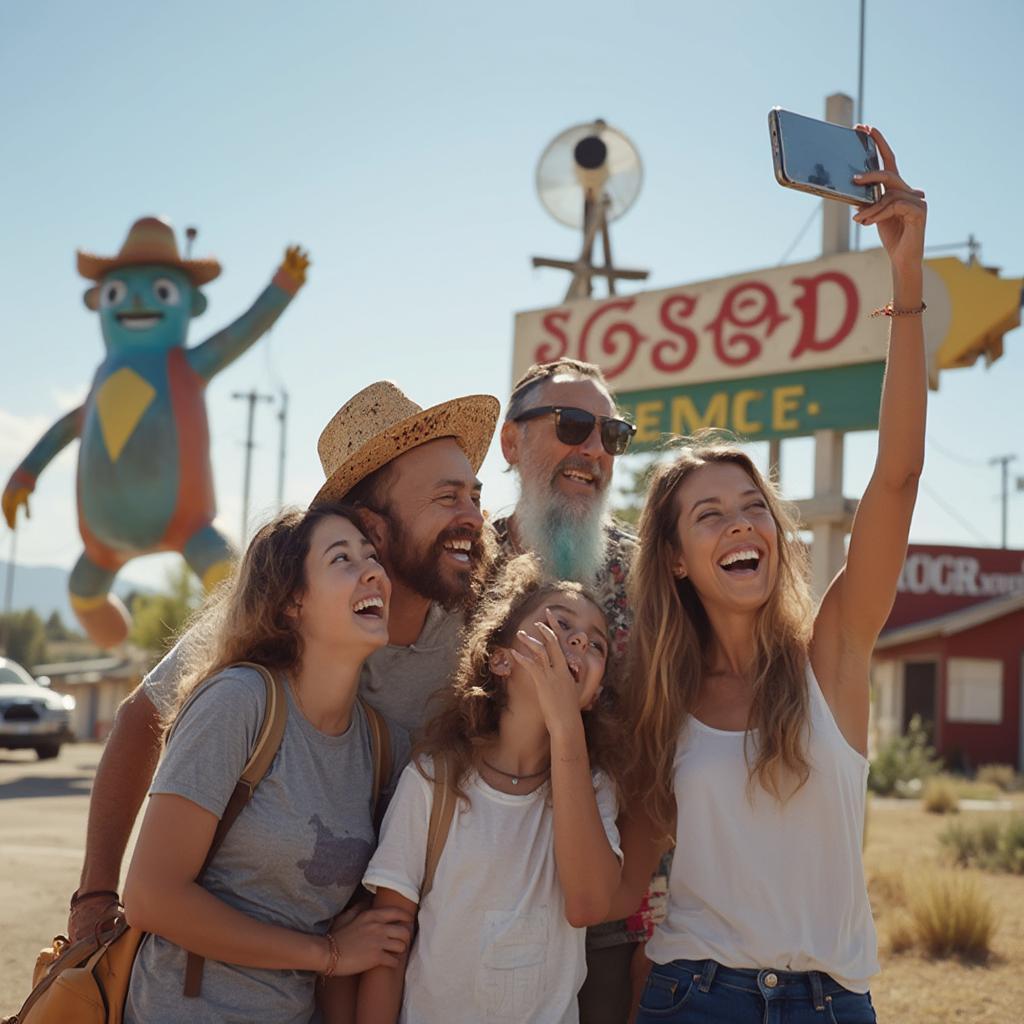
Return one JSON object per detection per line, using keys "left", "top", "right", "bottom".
{"left": 0, "top": 561, "right": 153, "bottom": 625}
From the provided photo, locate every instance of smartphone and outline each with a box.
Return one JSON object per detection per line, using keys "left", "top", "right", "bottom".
{"left": 769, "top": 108, "right": 881, "bottom": 207}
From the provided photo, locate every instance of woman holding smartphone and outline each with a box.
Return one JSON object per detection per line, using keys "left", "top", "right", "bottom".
{"left": 614, "top": 126, "right": 925, "bottom": 1024}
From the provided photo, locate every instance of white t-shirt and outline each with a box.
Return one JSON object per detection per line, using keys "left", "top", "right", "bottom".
{"left": 646, "top": 663, "right": 879, "bottom": 992}
{"left": 363, "top": 758, "right": 621, "bottom": 1024}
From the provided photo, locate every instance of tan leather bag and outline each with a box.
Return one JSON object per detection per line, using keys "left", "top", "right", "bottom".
{"left": 5, "top": 664, "right": 391, "bottom": 1022}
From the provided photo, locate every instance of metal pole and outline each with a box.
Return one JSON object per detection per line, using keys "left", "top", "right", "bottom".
{"left": 854, "top": 0, "right": 866, "bottom": 251}
{"left": 1, "top": 526, "right": 16, "bottom": 654}
{"left": 276, "top": 389, "right": 289, "bottom": 511}
{"left": 990, "top": 454, "right": 1018, "bottom": 548}
{"left": 232, "top": 390, "right": 274, "bottom": 544}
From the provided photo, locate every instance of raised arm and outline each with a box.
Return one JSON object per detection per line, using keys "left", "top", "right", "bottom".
{"left": 187, "top": 246, "right": 309, "bottom": 382}
{"left": 515, "top": 615, "right": 622, "bottom": 926}
{"left": 2, "top": 405, "right": 83, "bottom": 529}
{"left": 814, "top": 127, "right": 927, "bottom": 746}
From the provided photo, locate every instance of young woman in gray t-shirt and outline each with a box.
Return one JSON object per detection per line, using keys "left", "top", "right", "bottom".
{"left": 122, "top": 503, "right": 412, "bottom": 1024}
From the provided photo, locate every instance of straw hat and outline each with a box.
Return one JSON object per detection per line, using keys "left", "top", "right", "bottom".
{"left": 78, "top": 216, "right": 221, "bottom": 309}
{"left": 311, "top": 381, "right": 500, "bottom": 507}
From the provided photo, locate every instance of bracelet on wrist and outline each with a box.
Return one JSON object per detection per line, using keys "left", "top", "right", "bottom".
{"left": 871, "top": 301, "right": 926, "bottom": 318}
{"left": 70, "top": 888, "right": 120, "bottom": 910}
{"left": 322, "top": 932, "right": 340, "bottom": 977}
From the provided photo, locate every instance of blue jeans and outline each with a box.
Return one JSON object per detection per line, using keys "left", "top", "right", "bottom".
{"left": 636, "top": 959, "right": 877, "bottom": 1023}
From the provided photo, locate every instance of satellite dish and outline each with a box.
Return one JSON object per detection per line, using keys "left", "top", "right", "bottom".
{"left": 536, "top": 119, "right": 643, "bottom": 229}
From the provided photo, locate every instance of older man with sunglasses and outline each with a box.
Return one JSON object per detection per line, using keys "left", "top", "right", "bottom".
{"left": 496, "top": 357, "right": 658, "bottom": 1024}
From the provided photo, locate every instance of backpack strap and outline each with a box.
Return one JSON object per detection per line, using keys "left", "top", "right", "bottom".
{"left": 421, "top": 753, "right": 456, "bottom": 900}
{"left": 360, "top": 699, "right": 392, "bottom": 831}
{"left": 183, "top": 662, "right": 287, "bottom": 998}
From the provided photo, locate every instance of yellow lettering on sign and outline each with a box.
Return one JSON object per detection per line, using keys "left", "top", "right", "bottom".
{"left": 732, "top": 390, "right": 764, "bottom": 435}
{"left": 635, "top": 400, "right": 664, "bottom": 443}
{"left": 772, "top": 385, "right": 805, "bottom": 431}
{"left": 671, "top": 393, "right": 728, "bottom": 434}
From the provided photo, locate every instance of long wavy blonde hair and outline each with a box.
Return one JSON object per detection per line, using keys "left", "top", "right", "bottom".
{"left": 624, "top": 436, "right": 813, "bottom": 830}
{"left": 166, "top": 502, "right": 364, "bottom": 723}
{"left": 416, "top": 553, "right": 625, "bottom": 802}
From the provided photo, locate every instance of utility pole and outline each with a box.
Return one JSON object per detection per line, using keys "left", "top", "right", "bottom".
{"left": 232, "top": 389, "right": 274, "bottom": 544}
{"left": 989, "top": 454, "right": 1017, "bottom": 548}
{"left": 1, "top": 527, "right": 16, "bottom": 654}
{"left": 276, "top": 388, "right": 289, "bottom": 511}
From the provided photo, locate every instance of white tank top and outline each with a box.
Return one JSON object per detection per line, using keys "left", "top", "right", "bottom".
{"left": 645, "top": 663, "right": 878, "bottom": 993}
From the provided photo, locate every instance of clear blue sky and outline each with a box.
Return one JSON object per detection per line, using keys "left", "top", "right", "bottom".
{"left": 2, "top": 0, "right": 1022, "bottom": 594}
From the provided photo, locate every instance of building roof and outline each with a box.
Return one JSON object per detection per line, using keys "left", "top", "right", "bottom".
{"left": 876, "top": 590, "right": 1024, "bottom": 651}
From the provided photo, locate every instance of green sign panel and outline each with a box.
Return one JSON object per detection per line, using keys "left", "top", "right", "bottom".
{"left": 616, "top": 362, "right": 886, "bottom": 449}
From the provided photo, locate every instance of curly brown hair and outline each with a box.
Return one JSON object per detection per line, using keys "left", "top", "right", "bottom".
{"left": 167, "top": 501, "right": 366, "bottom": 723}
{"left": 415, "top": 553, "right": 625, "bottom": 802}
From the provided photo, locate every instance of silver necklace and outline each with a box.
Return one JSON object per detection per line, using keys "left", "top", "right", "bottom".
{"left": 480, "top": 758, "right": 550, "bottom": 786}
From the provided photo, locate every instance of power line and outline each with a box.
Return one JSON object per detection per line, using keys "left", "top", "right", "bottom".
{"left": 926, "top": 437, "right": 989, "bottom": 469}
{"left": 919, "top": 481, "right": 990, "bottom": 545}
{"left": 777, "top": 205, "right": 821, "bottom": 266}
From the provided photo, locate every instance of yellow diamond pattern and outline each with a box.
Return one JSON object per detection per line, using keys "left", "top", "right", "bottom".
{"left": 95, "top": 368, "right": 157, "bottom": 462}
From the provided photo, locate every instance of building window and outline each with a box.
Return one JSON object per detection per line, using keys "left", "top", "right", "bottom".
{"left": 946, "top": 658, "right": 1003, "bottom": 724}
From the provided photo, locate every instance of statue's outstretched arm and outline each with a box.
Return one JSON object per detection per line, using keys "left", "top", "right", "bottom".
{"left": 2, "top": 405, "right": 84, "bottom": 529}
{"left": 188, "top": 246, "right": 309, "bottom": 382}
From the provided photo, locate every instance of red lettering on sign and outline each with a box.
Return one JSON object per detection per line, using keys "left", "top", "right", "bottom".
{"left": 706, "top": 282, "right": 787, "bottom": 367}
{"left": 579, "top": 299, "right": 645, "bottom": 380}
{"left": 534, "top": 310, "right": 571, "bottom": 363}
{"left": 790, "top": 271, "right": 859, "bottom": 357}
{"left": 652, "top": 294, "right": 699, "bottom": 373}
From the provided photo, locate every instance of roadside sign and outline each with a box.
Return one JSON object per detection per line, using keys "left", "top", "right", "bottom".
{"left": 512, "top": 250, "right": 1022, "bottom": 441}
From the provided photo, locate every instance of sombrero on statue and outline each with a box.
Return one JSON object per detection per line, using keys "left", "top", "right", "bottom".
{"left": 312, "top": 381, "right": 500, "bottom": 506}
{"left": 77, "top": 216, "right": 222, "bottom": 309}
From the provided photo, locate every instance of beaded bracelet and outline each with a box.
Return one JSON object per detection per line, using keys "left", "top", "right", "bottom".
{"left": 871, "top": 301, "right": 927, "bottom": 318}
{"left": 322, "top": 932, "right": 340, "bottom": 977}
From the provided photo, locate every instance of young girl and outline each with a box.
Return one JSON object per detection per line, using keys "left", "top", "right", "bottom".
{"left": 357, "top": 554, "right": 624, "bottom": 1023}
{"left": 122, "top": 504, "right": 414, "bottom": 1023}
{"left": 616, "top": 127, "right": 926, "bottom": 1023}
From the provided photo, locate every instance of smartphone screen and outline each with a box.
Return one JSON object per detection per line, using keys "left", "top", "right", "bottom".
{"left": 773, "top": 109, "right": 880, "bottom": 205}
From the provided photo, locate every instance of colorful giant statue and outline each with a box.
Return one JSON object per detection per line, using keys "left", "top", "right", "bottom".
{"left": 1, "top": 217, "right": 309, "bottom": 648}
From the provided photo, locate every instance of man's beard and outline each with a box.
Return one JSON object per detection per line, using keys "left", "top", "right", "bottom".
{"left": 514, "top": 454, "right": 610, "bottom": 585}
{"left": 384, "top": 514, "right": 491, "bottom": 612}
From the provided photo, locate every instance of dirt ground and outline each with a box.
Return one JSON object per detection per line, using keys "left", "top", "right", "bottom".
{"left": 1, "top": 746, "right": 1021, "bottom": 1021}
{"left": 866, "top": 796, "right": 1024, "bottom": 1023}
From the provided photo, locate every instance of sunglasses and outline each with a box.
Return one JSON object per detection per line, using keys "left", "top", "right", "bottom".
{"left": 512, "top": 405, "right": 637, "bottom": 456}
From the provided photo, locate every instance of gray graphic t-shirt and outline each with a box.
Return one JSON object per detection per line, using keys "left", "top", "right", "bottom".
{"left": 125, "top": 666, "right": 409, "bottom": 1024}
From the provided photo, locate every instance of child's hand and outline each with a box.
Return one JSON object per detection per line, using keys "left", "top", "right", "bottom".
{"left": 329, "top": 904, "right": 414, "bottom": 975}
{"left": 513, "top": 613, "right": 586, "bottom": 738}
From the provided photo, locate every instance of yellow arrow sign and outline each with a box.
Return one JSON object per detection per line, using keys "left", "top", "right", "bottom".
{"left": 927, "top": 256, "right": 1022, "bottom": 371}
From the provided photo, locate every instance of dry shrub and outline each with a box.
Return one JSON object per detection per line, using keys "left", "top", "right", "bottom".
{"left": 887, "top": 909, "right": 917, "bottom": 954}
{"left": 905, "top": 870, "right": 996, "bottom": 960}
{"left": 869, "top": 864, "right": 907, "bottom": 909}
{"left": 940, "top": 815, "right": 1024, "bottom": 873}
{"left": 922, "top": 775, "right": 960, "bottom": 815}
{"left": 976, "top": 763, "right": 1020, "bottom": 792}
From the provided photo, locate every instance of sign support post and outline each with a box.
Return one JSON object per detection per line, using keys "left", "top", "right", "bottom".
{"left": 801, "top": 93, "right": 857, "bottom": 599}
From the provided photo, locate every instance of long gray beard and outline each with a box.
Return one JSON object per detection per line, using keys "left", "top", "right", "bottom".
{"left": 513, "top": 486, "right": 610, "bottom": 585}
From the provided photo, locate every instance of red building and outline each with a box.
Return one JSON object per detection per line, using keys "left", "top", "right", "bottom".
{"left": 871, "top": 544, "right": 1024, "bottom": 771}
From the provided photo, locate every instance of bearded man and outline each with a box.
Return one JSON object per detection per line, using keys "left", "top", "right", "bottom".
{"left": 495, "top": 358, "right": 636, "bottom": 658}
{"left": 68, "top": 381, "right": 499, "bottom": 941}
